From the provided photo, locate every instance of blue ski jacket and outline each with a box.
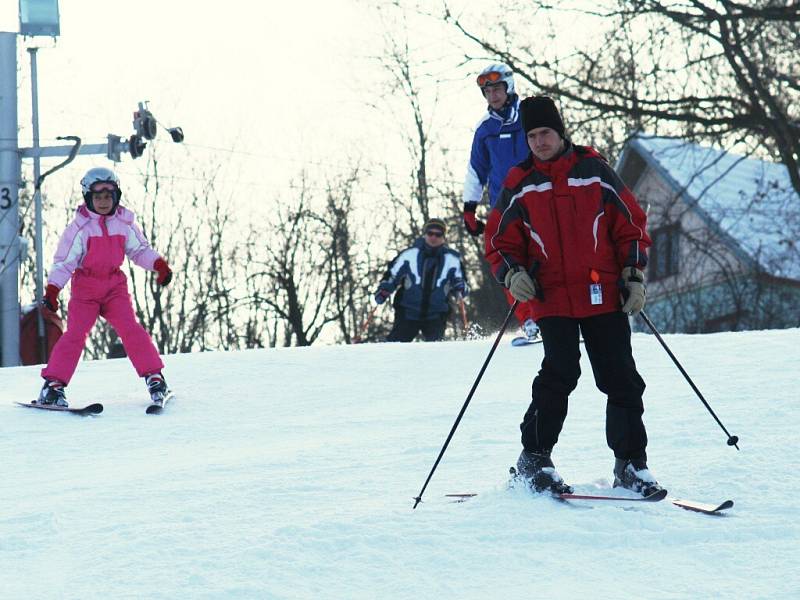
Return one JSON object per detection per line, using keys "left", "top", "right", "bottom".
{"left": 377, "top": 238, "right": 468, "bottom": 321}
{"left": 463, "top": 94, "right": 531, "bottom": 208}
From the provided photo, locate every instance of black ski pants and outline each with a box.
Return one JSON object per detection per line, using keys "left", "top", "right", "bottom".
{"left": 520, "top": 311, "right": 648, "bottom": 460}
{"left": 386, "top": 307, "right": 448, "bottom": 342}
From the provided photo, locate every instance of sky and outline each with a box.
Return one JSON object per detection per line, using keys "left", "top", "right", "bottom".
{"left": 2, "top": 325, "right": 798, "bottom": 598}
{"left": 1, "top": 1, "right": 492, "bottom": 210}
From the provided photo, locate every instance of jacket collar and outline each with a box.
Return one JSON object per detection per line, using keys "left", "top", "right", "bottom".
{"left": 532, "top": 140, "right": 578, "bottom": 177}
{"left": 75, "top": 203, "right": 134, "bottom": 224}
{"left": 413, "top": 236, "right": 445, "bottom": 256}
{"left": 488, "top": 94, "right": 520, "bottom": 126}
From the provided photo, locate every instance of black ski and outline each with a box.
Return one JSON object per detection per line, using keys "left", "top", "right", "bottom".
{"left": 14, "top": 401, "right": 103, "bottom": 416}
{"left": 146, "top": 391, "right": 173, "bottom": 414}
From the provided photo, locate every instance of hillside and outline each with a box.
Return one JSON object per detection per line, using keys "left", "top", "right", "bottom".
{"left": 2, "top": 327, "right": 798, "bottom": 599}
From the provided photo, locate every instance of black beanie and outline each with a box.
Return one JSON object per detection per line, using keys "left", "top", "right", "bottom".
{"left": 520, "top": 96, "right": 565, "bottom": 138}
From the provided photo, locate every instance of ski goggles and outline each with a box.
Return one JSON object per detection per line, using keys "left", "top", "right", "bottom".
{"left": 476, "top": 71, "right": 504, "bottom": 88}
{"left": 90, "top": 181, "right": 117, "bottom": 193}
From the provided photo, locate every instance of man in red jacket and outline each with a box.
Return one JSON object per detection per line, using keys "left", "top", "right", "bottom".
{"left": 485, "top": 95, "right": 662, "bottom": 497}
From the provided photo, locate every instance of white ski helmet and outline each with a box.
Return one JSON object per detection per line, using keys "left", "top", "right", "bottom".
{"left": 80, "top": 167, "right": 122, "bottom": 212}
{"left": 476, "top": 63, "right": 515, "bottom": 96}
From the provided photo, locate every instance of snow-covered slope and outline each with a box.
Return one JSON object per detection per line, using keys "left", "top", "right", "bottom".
{"left": 2, "top": 328, "right": 798, "bottom": 599}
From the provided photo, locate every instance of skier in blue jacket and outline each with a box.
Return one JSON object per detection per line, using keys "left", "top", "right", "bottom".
{"left": 374, "top": 218, "right": 468, "bottom": 342}
{"left": 462, "top": 63, "right": 538, "bottom": 341}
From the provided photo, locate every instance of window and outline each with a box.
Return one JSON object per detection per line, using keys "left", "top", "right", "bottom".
{"left": 649, "top": 224, "right": 680, "bottom": 281}
{"left": 619, "top": 150, "right": 647, "bottom": 191}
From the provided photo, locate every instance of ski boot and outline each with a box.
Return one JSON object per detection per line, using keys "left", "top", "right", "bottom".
{"left": 613, "top": 458, "right": 665, "bottom": 498}
{"left": 514, "top": 449, "right": 573, "bottom": 494}
{"left": 36, "top": 379, "right": 68, "bottom": 407}
{"left": 522, "top": 318, "right": 540, "bottom": 342}
{"left": 145, "top": 372, "right": 169, "bottom": 406}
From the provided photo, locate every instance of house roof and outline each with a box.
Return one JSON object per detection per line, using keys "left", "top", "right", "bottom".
{"left": 625, "top": 134, "right": 800, "bottom": 280}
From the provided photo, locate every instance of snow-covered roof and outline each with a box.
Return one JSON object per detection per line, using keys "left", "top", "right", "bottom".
{"left": 627, "top": 135, "right": 800, "bottom": 280}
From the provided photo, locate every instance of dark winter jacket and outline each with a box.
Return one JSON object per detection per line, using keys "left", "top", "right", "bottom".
{"left": 378, "top": 238, "right": 468, "bottom": 321}
{"left": 485, "top": 143, "right": 651, "bottom": 320}
{"left": 463, "top": 94, "right": 531, "bottom": 208}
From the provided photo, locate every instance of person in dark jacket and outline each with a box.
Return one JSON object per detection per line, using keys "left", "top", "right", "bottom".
{"left": 485, "top": 96, "right": 662, "bottom": 498}
{"left": 375, "top": 218, "right": 468, "bottom": 342}
{"left": 463, "top": 63, "right": 538, "bottom": 342}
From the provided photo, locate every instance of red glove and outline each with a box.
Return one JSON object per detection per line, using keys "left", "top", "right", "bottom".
{"left": 463, "top": 202, "right": 485, "bottom": 236}
{"left": 154, "top": 258, "right": 173, "bottom": 287}
{"left": 42, "top": 284, "right": 61, "bottom": 312}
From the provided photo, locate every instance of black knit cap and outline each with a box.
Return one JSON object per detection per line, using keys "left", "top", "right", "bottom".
{"left": 424, "top": 217, "right": 447, "bottom": 235}
{"left": 520, "top": 95, "right": 565, "bottom": 138}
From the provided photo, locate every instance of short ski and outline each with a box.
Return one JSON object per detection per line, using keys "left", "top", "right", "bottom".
{"left": 670, "top": 497, "right": 734, "bottom": 515}
{"left": 146, "top": 391, "right": 173, "bottom": 414}
{"left": 511, "top": 336, "right": 542, "bottom": 347}
{"left": 15, "top": 401, "right": 103, "bottom": 416}
{"left": 511, "top": 337, "right": 584, "bottom": 347}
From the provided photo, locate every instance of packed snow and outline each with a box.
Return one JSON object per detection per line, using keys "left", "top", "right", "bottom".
{"left": 2, "top": 326, "right": 798, "bottom": 599}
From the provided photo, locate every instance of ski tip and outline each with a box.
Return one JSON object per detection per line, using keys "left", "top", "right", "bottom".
{"left": 671, "top": 498, "right": 734, "bottom": 514}
{"left": 644, "top": 488, "right": 669, "bottom": 501}
{"left": 145, "top": 391, "right": 173, "bottom": 414}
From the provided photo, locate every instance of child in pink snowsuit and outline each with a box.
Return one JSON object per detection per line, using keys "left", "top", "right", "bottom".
{"left": 37, "top": 167, "right": 173, "bottom": 408}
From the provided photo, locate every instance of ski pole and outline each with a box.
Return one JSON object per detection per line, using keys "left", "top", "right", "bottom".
{"left": 352, "top": 303, "right": 380, "bottom": 344}
{"left": 638, "top": 310, "right": 739, "bottom": 450}
{"left": 412, "top": 301, "right": 519, "bottom": 509}
{"left": 458, "top": 295, "right": 469, "bottom": 331}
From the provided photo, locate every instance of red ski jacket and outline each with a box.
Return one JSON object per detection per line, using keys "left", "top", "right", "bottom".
{"left": 485, "top": 143, "right": 651, "bottom": 320}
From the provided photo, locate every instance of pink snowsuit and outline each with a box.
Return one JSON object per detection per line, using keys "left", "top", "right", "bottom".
{"left": 42, "top": 204, "right": 164, "bottom": 384}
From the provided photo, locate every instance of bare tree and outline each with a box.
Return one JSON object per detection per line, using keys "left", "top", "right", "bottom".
{"left": 443, "top": 0, "right": 800, "bottom": 196}
{"left": 363, "top": 4, "right": 517, "bottom": 339}
{"left": 83, "top": 149, "right": 269, "bottom": 357}
{"left": 247, "top": 177, "right": 340, "bottom": 346}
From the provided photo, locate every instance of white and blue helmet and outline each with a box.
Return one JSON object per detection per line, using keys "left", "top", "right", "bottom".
{"left": 476, "top": 63, "right": 515, "bottom": 96}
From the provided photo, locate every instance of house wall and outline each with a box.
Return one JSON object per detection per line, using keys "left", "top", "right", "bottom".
{"left": 633, "top": 169, "right": 748, "bottom": 300}
{"left": 626, "top": 161, "right": 798, "bottom": 332}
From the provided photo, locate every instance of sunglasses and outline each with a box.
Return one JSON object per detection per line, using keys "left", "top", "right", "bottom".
{"left": 425, "top": 229, "right": 444, "bottom": 238}
{"left": 476, "top": 71, "right": 503, "bottom": 88}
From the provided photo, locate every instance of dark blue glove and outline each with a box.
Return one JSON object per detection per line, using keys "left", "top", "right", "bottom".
{"left": 452, "top": 279, "right": 466, "bottom": 298}
{"left": 374, "top": 288, "right": 391, "bottom": 305}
